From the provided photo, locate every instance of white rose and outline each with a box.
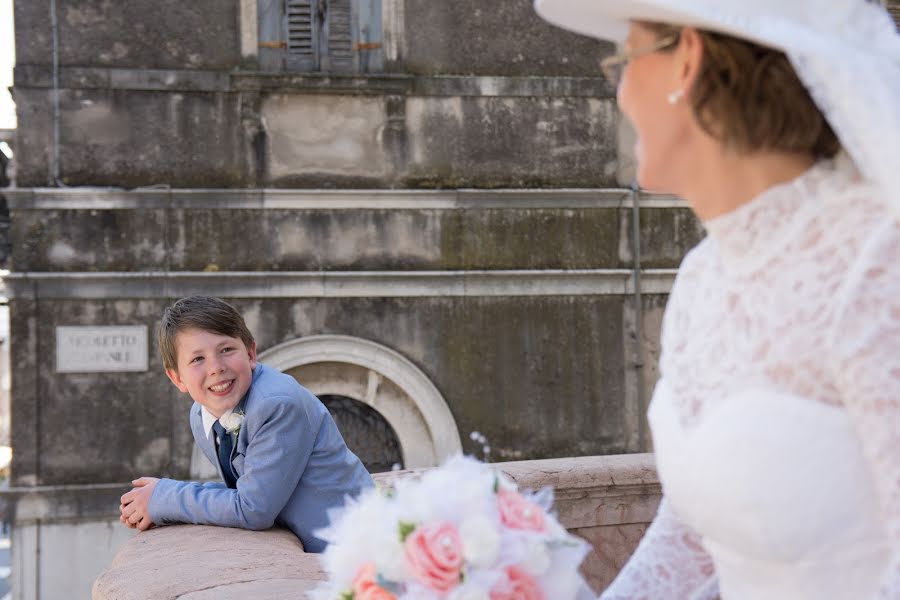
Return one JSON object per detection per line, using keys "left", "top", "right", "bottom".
{"left": 519, "top": 539, "right": 551, "bottom": 576}
{"left": 219, "top": 411, "right": 244, "bottom": 434}
{"left": 376, "top": 540, "right": 409, "bottom": 581}
{"left": 460, "top": 515, "right": 501, "bottom": 568}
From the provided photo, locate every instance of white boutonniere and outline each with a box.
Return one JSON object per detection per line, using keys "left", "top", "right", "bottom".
{"left": 219, "top": 410, "right": 244, "bottom": 435}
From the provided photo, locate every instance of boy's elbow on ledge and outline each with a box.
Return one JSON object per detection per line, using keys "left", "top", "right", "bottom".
{"left": 241, "top": 513, "right": 276, "bottom": 531}
{"left": 236, "top": 502, "right": 278, "bottom": 530}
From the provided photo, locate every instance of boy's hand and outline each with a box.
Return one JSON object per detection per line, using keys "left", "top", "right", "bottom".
{"left": 119, "top": 477, "right": 160, "bottom": 531}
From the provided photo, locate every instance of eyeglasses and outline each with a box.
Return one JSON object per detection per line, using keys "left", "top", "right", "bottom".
{"left": 600, "top": 34, "right": 680, "bottom": 87}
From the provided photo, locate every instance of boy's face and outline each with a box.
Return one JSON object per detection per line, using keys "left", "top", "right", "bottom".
{"left": 165, "top": 328, "right": 257, "bottom": 418}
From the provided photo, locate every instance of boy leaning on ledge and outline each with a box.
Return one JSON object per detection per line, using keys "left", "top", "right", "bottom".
{"left": 118, "top": 295, "right": 374, "bottom": 552}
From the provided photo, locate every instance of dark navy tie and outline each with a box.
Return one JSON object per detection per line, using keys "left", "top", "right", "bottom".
{"left": 212, "top": 421, "right": 238, "bottom": 489}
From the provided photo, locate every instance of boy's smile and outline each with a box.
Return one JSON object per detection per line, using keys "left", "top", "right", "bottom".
{"left": 165, "top": 328, "right": 257, "bottom": 417}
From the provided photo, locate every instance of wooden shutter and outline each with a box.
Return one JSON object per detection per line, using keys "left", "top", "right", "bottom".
{"left": 285, "top": 0, "right": 319, "bottom": 71}
{"left": 321, "top": 0, "right": 357, "bottom": 72}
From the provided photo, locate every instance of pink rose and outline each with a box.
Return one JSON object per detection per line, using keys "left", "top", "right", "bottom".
{"left": 352, "top": 563, "right": 397, "bottom": 600}
{"left": 489, "top": 566, "right": 545, "bottom": 600}
{"left": 404, "top": 522, "right": 464, "bottom": 592}
{"left": 497, "top": 488, "right": 545, "bottom": 532}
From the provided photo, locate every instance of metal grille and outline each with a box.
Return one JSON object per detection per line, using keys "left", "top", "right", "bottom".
{"left": 320, "top": 394, "right": 403, "bottom": 473}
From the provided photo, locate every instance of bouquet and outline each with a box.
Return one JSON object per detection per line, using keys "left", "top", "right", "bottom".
{"left": 312, "top": 455, "right": 592, "bottom": 600}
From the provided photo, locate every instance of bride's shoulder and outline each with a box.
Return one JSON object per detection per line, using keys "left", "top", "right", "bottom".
{"left": 817, "top": 155, "right": 898, "bottom": 236}
{"left": 671, "top": 237, "right": 716, "bottom": 289}
{"left": 829, "top": 177, "right": 900, "bottom": 264}
{"left": 827, "top": 187, "right": 900, "bottom": 325}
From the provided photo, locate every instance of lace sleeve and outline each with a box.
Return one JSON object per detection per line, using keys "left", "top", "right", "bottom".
{"left": 829, "top": 217, "right": 900, "bottom": 599}
{"left": 598, "top": 497, "right": 718, "bottom": 600}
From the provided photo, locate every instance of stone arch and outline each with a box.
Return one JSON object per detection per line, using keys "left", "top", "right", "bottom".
{"left": 257, "top": 335, "right": 461, "bottom": 469}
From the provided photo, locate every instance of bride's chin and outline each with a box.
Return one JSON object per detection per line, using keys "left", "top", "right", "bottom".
{"left": 634, "top": 157, "right": 679, "bottom": 195}
{"left": 635, "top": 166, "right": 665, "bottom": 194}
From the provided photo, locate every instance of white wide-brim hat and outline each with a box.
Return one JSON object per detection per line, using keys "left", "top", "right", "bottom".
{"left": 535, "top": 0, "right": 900, "bottom": 213}
{"left": 536, "top": 0, "right": 893, "bottom": 45}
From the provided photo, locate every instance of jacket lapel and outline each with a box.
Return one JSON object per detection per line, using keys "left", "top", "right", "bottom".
{"left": 190, "top": 404, "right": 224, "bottom": 481}
{"left": 230, "top": 393, "right": 252, "bottom": 469}
{"left": 228, "top": 404, "right": 250, "bottom": 478}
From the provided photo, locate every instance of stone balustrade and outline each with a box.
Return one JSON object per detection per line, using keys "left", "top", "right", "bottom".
{"left": 93, "top": 453, "right": 660, "bottom": 599}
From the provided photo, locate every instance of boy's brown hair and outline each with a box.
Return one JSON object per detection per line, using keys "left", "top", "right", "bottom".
{"left": 158, "top": 296, "right": 255, "bottom": 370}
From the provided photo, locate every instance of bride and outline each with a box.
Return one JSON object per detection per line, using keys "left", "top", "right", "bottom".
{"left": 534, "top": 1, "right": 900, "bottom": 598}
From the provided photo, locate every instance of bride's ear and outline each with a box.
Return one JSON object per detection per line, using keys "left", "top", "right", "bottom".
{"left": 673, "top": 27, "right": 704, "bottom": 99}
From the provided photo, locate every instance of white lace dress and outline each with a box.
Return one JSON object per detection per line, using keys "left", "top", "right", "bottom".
{"left": 600, "top": 157, "right": 900, "bottom": 600}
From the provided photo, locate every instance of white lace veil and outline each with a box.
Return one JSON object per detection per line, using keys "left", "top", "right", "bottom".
{"left": 782, "top": 2, "right": 900, "bottom": 216}
{"left": 534, "top": 0, "right": 900, "bottom": 215}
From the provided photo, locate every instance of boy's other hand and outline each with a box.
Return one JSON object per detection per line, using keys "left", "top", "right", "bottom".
{"left": 119, "top": 477, "right": 160, "bottom": 531}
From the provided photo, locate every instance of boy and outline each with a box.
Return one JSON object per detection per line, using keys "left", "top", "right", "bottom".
{"left": 119, "top": 296, "right": 373, "bottom": 552}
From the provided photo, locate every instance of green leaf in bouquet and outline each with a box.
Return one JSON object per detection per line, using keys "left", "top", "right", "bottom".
{"left": 398, "top": 521, "right": 417, "bottom": 542}
{"left": 339, "top": 591, "right": 354, "bottom": 600}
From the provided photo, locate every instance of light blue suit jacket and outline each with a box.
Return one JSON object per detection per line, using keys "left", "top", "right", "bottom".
{"left": 149, "top": 363, "right": 374, "bottom": 552}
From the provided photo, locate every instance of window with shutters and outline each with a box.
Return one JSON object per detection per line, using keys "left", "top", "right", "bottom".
{"left": 258, "top": 0, "right": 384, "bottom": 73}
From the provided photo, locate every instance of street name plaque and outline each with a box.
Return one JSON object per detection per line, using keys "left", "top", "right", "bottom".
{"left": 56, "top": 325, "right": 149, "bottom": 373}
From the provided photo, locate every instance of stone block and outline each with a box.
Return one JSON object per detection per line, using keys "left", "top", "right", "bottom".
{"left": 10, "top": 87, "right": 53, "bottom": 188}
{"left": 9, "top": 299, "right": 39, "bottom": 486}
{"left": 404, "top": 95, "right": 619, "bottom": 188}
{"left": 11, "top": 208, "right": 169, "bottom": 271}
{"left": 14, "top": 88, "right": 248, "bottom": 188}
{"left": 15, "top": 0, "right": 241, "bottom": 70}
{"left": 262, "top": 94, "right": 393, "bottom": 185}
{"left": 636, "top": 207, "right": 706, "bottom": 269}
{"left": 400, "top": 0, "right": 611, "bottom": 76}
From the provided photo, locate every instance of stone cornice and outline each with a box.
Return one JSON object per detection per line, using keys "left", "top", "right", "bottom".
{"left": 5, "top": 187, "right": 687, "bottom": 210}
{"left": 4, "top": 269, "right": 678, "bottom": 299}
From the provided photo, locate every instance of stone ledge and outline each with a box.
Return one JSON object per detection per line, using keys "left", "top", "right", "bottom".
{"left": 93, "top": 455, "right": 660, "bottom": 599}
{"left": 92, "top": 525, "right": 324, "bottom": 600}
{"left": 4, "top": 270, "right": 679, "bottom": 300}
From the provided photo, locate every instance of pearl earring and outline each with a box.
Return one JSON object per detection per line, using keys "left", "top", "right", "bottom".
{"left": 667, "top": 89, "right": 684, "bottom": 105}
